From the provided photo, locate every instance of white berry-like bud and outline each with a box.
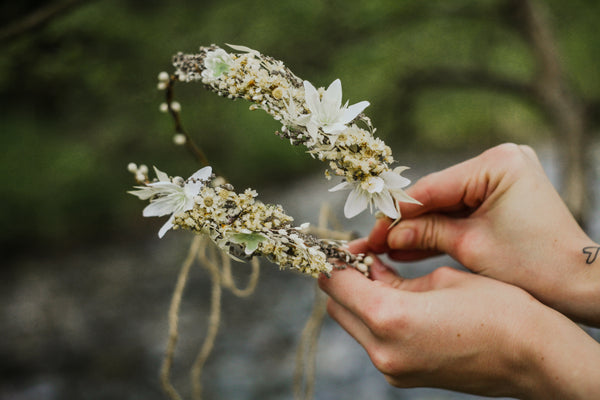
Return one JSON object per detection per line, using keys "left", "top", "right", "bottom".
{"left": 173, "top": 133, "right": 186, "bottom": 145}
{"left": 356, "top": 263, "right": 368, "bottom": 273}
{"left": 158, "top": 71, "right": 170, "bottom": 82}
{"left": 170, "top": 101, "right": 181, "bottom": 112}
{"left": 159, "top": 103, "right": 169, "bottom": 112}
{"left": 127, "top": 162, "right": 138, "bottom": 173}
{"left": 138, "top": 164, "right": 149, "bottom": 175}
{"left": 157, "top": 82, "right": 167, "bottom": 90}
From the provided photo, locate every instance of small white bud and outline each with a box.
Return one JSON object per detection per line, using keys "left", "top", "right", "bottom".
{"left": 157, "top": 82, "right": 167, "bottom": 90}
{"left": 127, "top": 162, "right": 138, "bottom": 173}
{"left": 138, "top": 164, "right": 149, "bottom": 175}
{"left": 363, "top": 255, "right": 374, "bottom": 266}
{"left": 172, "top": 176, "right": 185, "bottom": 186}
{"left": 158, "top": 71, "right": 170, "bottom": 82}
{"left": 135, "top": 172, "right": 145, "bottom": 182}
{"left": 170, "top": 101, "right": 181, "bottom": 112}
{"left": 159, "top": 103, "right": 169, "bottom": 113}
{"left": 211, "top": 176, "right": 226, "bottom": 187}
{"left": 173, "top": 133, "right": 186, "bottom": 145}
{"left": 356, "top": 263, "right": 368, "bottom": 273}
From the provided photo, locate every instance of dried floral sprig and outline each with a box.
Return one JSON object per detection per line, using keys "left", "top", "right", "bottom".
{"left": 168, "top": 44, "right": 420, "bottom": 219}
{"left": 129, "top": 166, "right": 371, "bottom": 278}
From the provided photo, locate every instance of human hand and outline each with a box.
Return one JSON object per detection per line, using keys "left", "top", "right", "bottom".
{"left": 318, "top": 240, "right": 600, "bottom": 399}
{"left": 369, "top": 143, "right": 600, "bottom": 325}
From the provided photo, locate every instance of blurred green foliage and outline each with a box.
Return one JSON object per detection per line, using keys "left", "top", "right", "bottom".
{"left": 1, "top": 0, "right": 598, "bottom": 254}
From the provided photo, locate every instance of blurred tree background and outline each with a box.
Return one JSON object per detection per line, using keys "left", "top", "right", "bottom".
{"left": 1, "top": 0, "right": 599, "bottom": 256}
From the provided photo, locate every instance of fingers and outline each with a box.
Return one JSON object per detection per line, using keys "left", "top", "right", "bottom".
{"left": 399, "top": 145, "right": 516, "bottom": 219}
{"left": 402, "top": 143, "right": 544, "bottom": 221}
{"left": 367, "top": 254, "right": 403, "bottom": 284}
{"left": 340, "top": 239, "right": 421, "bottom": 289}
{"left": 345, "top": 237, "right": 372, "bottom": 254}
{"left": 367, "top": 217, "right": 392, "bottom": 253}
{"left": 399, "top": 159, "right": 479, "bottom": 219}
{"left": 318, "top": 267, "right": 381, "bottom": 319}
{"left": 368, "top": 255, "right": 454, "bottom": 292}
{"left": 325, "top": 298, "right": 375, "bottom": 349}
{"left": 386, "top": 213, "right": 468, "bottom": 256}
{"left": 388, "top": 248, "right": 441, "bottom": 262}
{"left": 518, "top": 144, "right": 540, "bottom": 162}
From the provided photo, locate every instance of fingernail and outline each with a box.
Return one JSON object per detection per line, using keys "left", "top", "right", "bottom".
{"left": 389, "top": 227, "right": 414, "bottom": 249}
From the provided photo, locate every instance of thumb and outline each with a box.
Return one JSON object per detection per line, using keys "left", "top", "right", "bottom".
{"left": 387, "top": 214, "right": 466, "bottom": 257}
{"left": 369, "top": 255, "right": 453, "bottom": 293}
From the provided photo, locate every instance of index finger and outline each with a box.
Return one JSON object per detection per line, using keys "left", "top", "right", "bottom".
{"left": 318, "top": 267, "right": 393, "bottom": 324}
{"left": 399, "top": 154, "right": 491, "bottom": 219}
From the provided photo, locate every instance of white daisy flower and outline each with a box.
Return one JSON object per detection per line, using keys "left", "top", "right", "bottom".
{"left": 302, "top": 79, "right": 369, "bottom": 144}
{"left": 129, "top": 166, "right": 212, "bottom": 238}
{"left": 329, "top": 167, "right": 420, "bottom": 219}
{"left": 201, "top": 49, "right": 234, "bottom": 82}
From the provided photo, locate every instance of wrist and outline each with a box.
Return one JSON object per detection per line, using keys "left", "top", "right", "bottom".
{"left": 528, "top": 236, "right": 600, "bottom": 326}
{"left": 518, "top": 304, "right": 600, "bottom": 399}
{"left": 574, "top": 241, "right": 600, "bottom": 325}
{"left": 558, "top": 239, "right": 600, "bottom": 326}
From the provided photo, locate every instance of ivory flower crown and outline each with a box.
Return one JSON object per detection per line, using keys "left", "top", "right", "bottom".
{"left": 129, "top": 44, "right": 419, "bottom": 277}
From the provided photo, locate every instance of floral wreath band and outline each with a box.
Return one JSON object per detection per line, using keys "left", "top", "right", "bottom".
{"left": 129, "top": 44, "right": 419, "bottom": 277}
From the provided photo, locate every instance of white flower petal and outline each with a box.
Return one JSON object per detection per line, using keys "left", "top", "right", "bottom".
{"left": 184, "top": 182, "right": 203, "bottom": 197}
{"left": 128, "top": 187, "right": 156, "bottom": 200}
{"left": 361, "top": 176, "right": 385, "bottom": 194}
{"left": 226, "top": 44, "right": 259, "bottom": 54}
{"left": 158, "top": 215, "right": 175, "bottom": 238}
{"left": 390, "top": 188, "right": 422, "bottom": 205}
{"left": 146, "top": 182, "right": 180, "bottom": 193}
{"left": 380, "top": 170, "right": 411, "bottom": 189}
{"left": 339, "top": 100, "right": 370, "bottom": 124}
{"left": 153, "top": 166, "right": 170, "bottom": 182}
{"left": 322, "top": 122, "right": 346, "bottom": 134}
{"left": 143, "top": 194, "right": 182, "bottom": 217}
{"left": 323, "top": 79, "right": 342, "bottom": 112}
{"left": 306, "top": 121, "right": 319, "bottom": 141}
{"left": 393, "top": 166, "right": 411, "bottom": 175}
{"left": 182, "top": 196, "right": 196, "bottom": 212}
{"left": 344, "top": 187, "right": 369, "bottom": 218}
{"left": 303, "top": 81, "right": 320, "bottom": 114}
{"left": 189, "top": 166, "right": 212, "bottom": 181}
{"left": 374, "top": 191, "right": 399, "bottom": 219}
{"left": 329, "top": 181, "right": 353, "bottom": 192}
{"left": 185, "top": 166, "right": 212, "bottom": 196}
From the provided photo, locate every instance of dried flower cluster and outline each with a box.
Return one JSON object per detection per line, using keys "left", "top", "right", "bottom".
{"left": 169, "top": 44, "right": 420, "bottom": 220}
{"left": 129, "top": 166, "right": 370, "bottom": 277}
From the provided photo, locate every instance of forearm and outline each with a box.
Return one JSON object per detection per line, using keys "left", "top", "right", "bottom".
{"left": 520, "top": 305, "right": 600, "bottom": 399}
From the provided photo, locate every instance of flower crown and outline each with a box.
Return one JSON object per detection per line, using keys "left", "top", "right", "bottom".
{"left": 171, "top": 44, "right": 419, "bottom": 219}
{"left": 129, "top": 44, "right": 419, "bottom": 277}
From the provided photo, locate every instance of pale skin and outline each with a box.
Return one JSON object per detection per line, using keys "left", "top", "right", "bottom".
{"left": 318, "top": 143, "right": 600, "bottom": 398}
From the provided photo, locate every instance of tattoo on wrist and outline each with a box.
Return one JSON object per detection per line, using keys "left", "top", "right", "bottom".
{"left": 583, "top": 246, "right": 600, "bottom": 264}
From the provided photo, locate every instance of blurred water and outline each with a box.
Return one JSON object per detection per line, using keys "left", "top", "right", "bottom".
{"left": 2, "top": 143, "right": 599, "bottom": 400}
